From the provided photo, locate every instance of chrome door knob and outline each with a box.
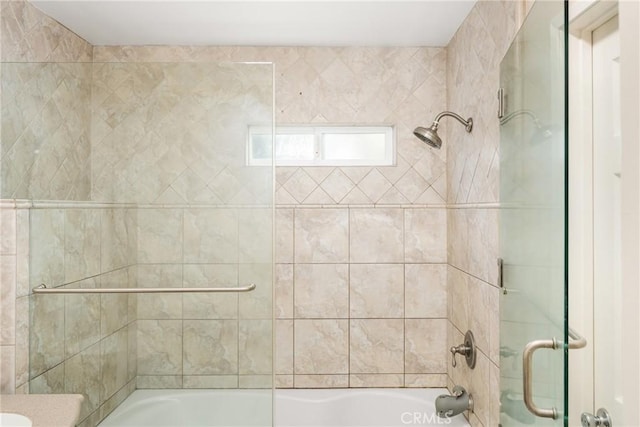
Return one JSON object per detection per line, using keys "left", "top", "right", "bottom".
{"left": 581, "top": 408, "right": 612, "bottom": 427}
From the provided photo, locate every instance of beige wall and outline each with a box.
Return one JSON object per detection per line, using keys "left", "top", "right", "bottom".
{"left": 0, "top": 3, "right": 139, "bottom": 427}
{"left": 1, "top": 1, "right": 93, "bottom": 200}
{"left": 0, "top": 1, "right": 545, "bottom": 426}
{"left": 96, "top": 45, "right": 450, "bottom": 389}
{"left": 445, "top": 1, "right": 533, "bottom": 426}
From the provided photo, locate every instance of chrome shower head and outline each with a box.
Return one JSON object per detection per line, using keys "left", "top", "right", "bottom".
{"left": 413, "top": 111, "right": 473, "bottom": 149}
{"left": 413, "top": 124, "right": 442, "bottom": 149}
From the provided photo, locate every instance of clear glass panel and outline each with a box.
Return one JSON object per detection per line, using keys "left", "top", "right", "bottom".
{"left": 499, "top": 1, "right": 567, "bottom": 426}
{"left": 6, "top": 61, "right": 274, "bottom": 426}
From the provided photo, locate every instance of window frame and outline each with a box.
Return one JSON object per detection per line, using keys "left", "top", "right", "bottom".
{"left": 247, "top": 125, "right": 395, "bottom": 167}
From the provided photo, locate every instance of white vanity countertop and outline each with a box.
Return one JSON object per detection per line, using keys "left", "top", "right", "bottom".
{"left": 0, "top": 394, "right": 84, "bottom": 427}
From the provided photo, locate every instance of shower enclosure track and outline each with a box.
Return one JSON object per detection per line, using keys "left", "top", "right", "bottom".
{"left": 32, "top": 283, "right": 256, "bottom": 294}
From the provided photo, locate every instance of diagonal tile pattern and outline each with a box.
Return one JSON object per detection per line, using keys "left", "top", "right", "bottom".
{"left": 1, "top": 62, "right": 92, "bottom": 200}
{"left": 446, "top": 2, "right": 532, "bottom": 426}
{"left": 90, "top": 62, "right": 273, "bottom": 204}
{"left": 93, "top": 46, "right": 448, "bottom": 206}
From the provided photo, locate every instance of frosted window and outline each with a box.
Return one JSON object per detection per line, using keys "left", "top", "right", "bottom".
{"left": 322, "top": 133, "right": 387, "bottom": 162}
{"left": 248, "top": 126, "right": 394, "bottom": 166}
{"left": 275, "top": 133, "right": 316, "bottom": 161}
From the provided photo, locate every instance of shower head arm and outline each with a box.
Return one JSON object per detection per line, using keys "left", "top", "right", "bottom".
{"left": 433, "top": 111, "right": 473, "bottom": 132}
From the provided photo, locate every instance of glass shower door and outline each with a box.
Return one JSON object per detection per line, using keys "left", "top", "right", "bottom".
{"left": 499, "top": 1, "right": 567, "bottom": 426}
{"left": 24, "top": 61, "right": 275, "bottom": 427}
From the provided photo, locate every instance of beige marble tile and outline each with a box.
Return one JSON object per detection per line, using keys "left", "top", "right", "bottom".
{"left": 275, "top": 375, "right": 294, "bottom": 388}
{"left": 0, "top": 255, "right": 16, "bottom": 345}
{"left": 275, "top": 209, "right": 294, "bottom": 263}
{"left": 320, "top": 169, "right": 356, "bottom": 203}
{"left": 405, "top": 208, "right": 447, "bottom": 263}
{"left": 470, "top": 350, "right": 491, "bottom": 427}
{"left": 350, "top": 208, "right": 403, "bottom": 263}
{"left": 469, "top": 277, "right": 492, "bottom": 356}
{"left": 0, "top": 209, "right": 16, "bottom": 255}
{"left": 350, "top": 374, "right": 403, "bottom": 388}
{"left": 239, "top": 320, "right": 272, "bottom": 375}
{"left": 30, "top": 209, "right": 64, "bottom": 288}
{"left": 294, "top": 208, "right": 348, "bottom": 263}
{"left": 275, "top": 264, "right": 294, "bottom": 319}
{"left": 0, "top": 345, "right": 16, "bottom": 393}
{"left": 15, "top": 296, "right": 29, "bottom": 388}
{"left": 137, "top": 320, "right": 182, "bottom": 375}
{"left": 238, "top": 263, "right": 272, "bottom": 319}
{"left": 29, "top": 363, "right": 64, "bottom": 394}
{"left": 137, "top": 209, "right": 183, "bottom": 264}
{"left": 404, "top": 373, "right": 447, "bottom": 388}
{"left": 239, "top": 375, "right": 272, "bottom": 389}
{"left": 294, "top": 374, "right": 349, "bottom": 388}
{"left": 183, "top": 320, "right": 238, "bottom": 375}
{"left": 294, "top": 319, "right": 348, "bottom": 374}
{"left": 239, "top": 208, "right": 272, "bottom": 263}
{"left": 357, "top": 170, "right": 393, "bottom": 203}
{"left": 101, "top": 208, "right": 132, "bottom": 272}
{"left": 64, "top": 279, "right": 101, "bottom": 358}
{"left": 136, "top": 264, "right": 183, "bottom": 320}
{"left": 294, "top": 264, "right": 348, "bottom": 318}
{"left": 15, "top": 209, "right": 30, "bottom": 298}
{"left": 183, "top": 208, "right": 238, "bottom": 263}
{"left": 282, "top": 169, "right": 318, "bottom": 203}
{"left": 65, "top": 342, "right": 101, "bottom": 420}
{"left": 350, "top": 264, "right": 404, "bottom": 318}
{"left": 405, "top": 264, "right": 447, "bottom": 318}
{"left": 350, "top": 319, "right": 404, "bottom": 374}
{"left": 101, "top": 328, "right": 129, "bottom": 401}
{"left": 467, "top": 208, "right": 499, "bottom": 285}
{"left": 127, "top": 322, "right": 137, "bottom": 383}
{"left": 395, "top": 168, "right": 430, "bottom": 203}
{"left": 183, "top": 375, "right": 238, "bottom": 389}
{"left": 276, "top": 320, "right": 293, "bottom": 375}
{"left": 183, "top": 264, "right": 238, "bottom": 319}
{"left": 136, "top": 375, "right": 183, "bottom": 389}
{"left": 64, "top": 209, "right": 101, "bottom": 283}
{"left": 448, "top": 266, "right": 470, "bottom": 333}
{"left": 30, "top": 293, "right": 65, "bottom": 378}
{"left": 100, "top": 275, "right": 129, "bottom": 338}
{"left": 405, "top": 319, "right": 447, "bottom": 373}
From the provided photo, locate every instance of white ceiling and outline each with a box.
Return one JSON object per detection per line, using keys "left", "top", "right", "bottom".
{"left": 31, "top": 1, "right": 477, "bottom": 47}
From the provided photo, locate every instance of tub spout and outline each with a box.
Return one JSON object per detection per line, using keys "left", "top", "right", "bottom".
{"left": 435, "top": 386, "right": 473, "bottom": 418}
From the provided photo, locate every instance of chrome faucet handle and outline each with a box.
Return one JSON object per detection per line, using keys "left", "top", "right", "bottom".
{"left": 450, "top": 344, "right": 469, "bottom": 367}
{"left": 449, "top": 331, "right": 477, "bottom": 369}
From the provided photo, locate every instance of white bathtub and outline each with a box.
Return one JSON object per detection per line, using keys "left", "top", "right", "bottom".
{"left": 99, "top": 388, "right": 470, "bottom": 427}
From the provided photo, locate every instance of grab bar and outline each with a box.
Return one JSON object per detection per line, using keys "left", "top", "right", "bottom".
{"left": 32, "top": 283, "right": 256, "bottom": 294}
{"left": 522, "top": 327, "right": 587, "bottom": 420}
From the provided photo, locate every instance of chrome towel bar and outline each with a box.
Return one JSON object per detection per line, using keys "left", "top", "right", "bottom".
{"left": 32, "top": 283, "right": 256, "bottom": 294}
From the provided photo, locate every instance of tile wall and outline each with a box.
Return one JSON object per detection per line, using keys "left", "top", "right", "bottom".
{"left": 88, "top": 58, "right": 275, "bottom": 389}
{"left": 0, "top": 1, "right": 545, "bottom": 426}
{"left": 0, "top": 2, "right": 139, "bottom": 427}
{"left": 94, "top": 44, "right": 450, "bottom": 389}
{"left": 445, "top": 1, "right": 533, "bottom": 426}
{"left": 271, "top": 46, "right": 449, "bottom": 388}
{"left": 26, "top": 206, "right": 138, "bottom": 427}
